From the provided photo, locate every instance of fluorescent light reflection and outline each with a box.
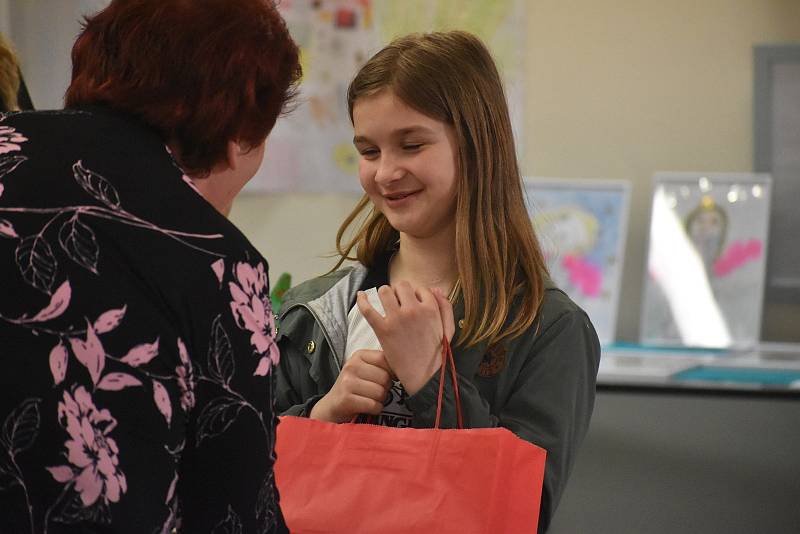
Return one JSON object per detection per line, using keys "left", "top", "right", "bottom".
{"left": 648, "top": 188, "right": 732, "bottom": 347}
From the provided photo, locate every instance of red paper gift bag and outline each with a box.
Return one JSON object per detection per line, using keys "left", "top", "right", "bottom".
{"left": 274, "top": 340, "right": 546, "bottom": 534}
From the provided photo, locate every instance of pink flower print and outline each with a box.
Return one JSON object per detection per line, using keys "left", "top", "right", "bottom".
{"left": 176, "top": 338, "right": 196, "bottom": 412}
{"left": 0, "top": 125, "right": 27, "bottom": 154}
{"left": 211, "top": 258, "right": 224, "bottom": 286}
{"left": 49, "top": 386, "right": 128, "bottom": 506}
{"left": 228, "top": 261, "right": 280, "bottom": 375}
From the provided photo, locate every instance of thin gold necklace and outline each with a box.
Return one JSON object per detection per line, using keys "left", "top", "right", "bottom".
{"left": 389, "top": 250, "right": 460, "bottom": 303}
{"left": 447, "top": 278, "right": 461, "bottom": 303}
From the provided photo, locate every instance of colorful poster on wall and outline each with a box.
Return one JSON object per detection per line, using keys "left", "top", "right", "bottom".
{"left": 640, "top": 172, "right": 772, "bottom": 349}
{"left": 246, "top": 0, "right": 525, "bottom": 192}
{"left": 524, "top": 179, "right": 631, "bottom": 345}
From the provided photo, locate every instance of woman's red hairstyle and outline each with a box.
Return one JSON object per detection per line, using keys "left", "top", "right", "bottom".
{"left": 65, "top": 0, "right": 301, "bottom": 175}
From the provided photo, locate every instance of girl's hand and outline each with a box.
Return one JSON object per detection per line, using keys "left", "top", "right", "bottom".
{"left": 309, "top": 349, "right": 393, "bottom": 423}
{"left": 357, "top": 282, "right": 455, "bottom": 396}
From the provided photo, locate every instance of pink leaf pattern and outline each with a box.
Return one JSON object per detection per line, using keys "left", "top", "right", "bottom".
{"left": 53, "top": 387, "right": 127, "bottom": 506}
{"left": 29, "top": 280, "right": 72, "bottom": 322}
{"left": 254, "top": 356, "right": 272, "bottom": 377}
{"left": 97, "top": 373, "right": 143, "bottom": 391}
{"left": 69, "top": 321, "right": 106, "bottom": 385}
{"left": 0, "top": 218, "right": 18, "bottom": 238}
{"left": 46, "top": 465, "right": 75, "bottom": 483}
{"left": 58, "top": 215, "right": 100, "bottom": 274}
{"left": 72, "top": 160, "right": 121, "bottom": 209}
{"left": 120, "top": 339, "right": 159, "bottom": 367}
{"left": 165, "top": 473, "right": 178, "bottom": 504}
{"left": 15, "top": 234, "right": 58, "bottom": 294}
{"left": 0, "top": 125, "right": 27, "bottom": 154}
{"left": 49, "top": 342, "right": 69, "bottom": 385}
{"left": 177, "top": 338, "right": 190, "bottom": 366}
{"left": 212, "top": 259, "right": 225, "bottom": 285}
{"left": 176, "top": 338, "right": 196, "bottom": 413}
{"left": 94, "top": 305, "right": 127, "bottom": 334}
{"left": 152, "top": 380, "right": 172, "bottom": 426}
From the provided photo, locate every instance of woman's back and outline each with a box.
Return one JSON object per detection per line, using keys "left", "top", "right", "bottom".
{"left": 0, "top": 108, "right": 283, "bottom": 533}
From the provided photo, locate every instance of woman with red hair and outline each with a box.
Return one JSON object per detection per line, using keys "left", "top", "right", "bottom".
{"left": 0, "top": 1, "right": 300, "bottom": 532}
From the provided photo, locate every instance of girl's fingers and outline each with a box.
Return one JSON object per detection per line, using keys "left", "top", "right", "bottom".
{"left": 357, "top": 290, "right": 385, "bottom": 331}
{"left": 377, "top": 284, "right": 400, "bottom": 314}
{"left": 433, "top": 287, "right": 456, "bottom": 341}
{"left": 355, "top": 395, "right": 385, "bottom": 416}
{"left": 394, "top": 280, "right": 418, "bottom": 306}
{"left": 355, "top": 349, "right": 393, "bottom": 373}
{"left": 351, "top": 380, "right": 390, "bottom": 403}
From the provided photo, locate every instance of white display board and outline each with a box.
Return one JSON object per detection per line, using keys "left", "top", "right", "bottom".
{"left": 640, "top": 172, "right": 772, "bottom": 349}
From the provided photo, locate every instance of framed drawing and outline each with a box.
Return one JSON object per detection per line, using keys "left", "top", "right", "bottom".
{"left": 524, "top": 178, "right": 631, "bottom": 345}
{"left": 640, "top": 172, "right": 772, "bottom": 349}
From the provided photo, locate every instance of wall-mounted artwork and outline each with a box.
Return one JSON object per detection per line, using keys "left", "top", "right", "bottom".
{"left": 245, "top": 0, "right": 525, "bottom": 193}
{"left": 640, "top": 172, "right": 772, "bottom": 349}
{"left": 524, "top": 178, "right": 631, "bottom": 345}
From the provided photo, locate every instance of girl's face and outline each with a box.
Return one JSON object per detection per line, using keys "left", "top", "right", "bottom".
{"left": 352, "top": 89, "right": 459, "bottom": 241}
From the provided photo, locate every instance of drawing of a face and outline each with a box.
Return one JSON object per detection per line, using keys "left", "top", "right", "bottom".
{"left": 534, "top": 206, "right": 599, "bottom": 259}
{"left": 685, "top": 198, "right": 727, "bottom": 272}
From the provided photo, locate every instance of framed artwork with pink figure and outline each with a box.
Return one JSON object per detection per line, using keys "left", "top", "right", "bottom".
{"left": 524, "top": 178, "right": 631, "bottom": 345}
{"left": 640, "top": 172, "right": 772, "bottom": 349}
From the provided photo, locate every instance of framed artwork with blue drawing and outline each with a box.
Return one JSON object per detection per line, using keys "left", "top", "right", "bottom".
{"left": 524, "top": 178, "right": 631, "bottom": 345}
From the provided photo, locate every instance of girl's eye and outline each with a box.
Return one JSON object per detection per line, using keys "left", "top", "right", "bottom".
{"left": 402, "top": 144, "right": 423, "bottom": 151}
{"left": 359, "top": 148, "right": 379, "bottom": 159}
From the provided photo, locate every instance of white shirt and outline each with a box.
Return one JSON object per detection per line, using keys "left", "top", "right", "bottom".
{"left": 344, "top": 287, "right": 413, "bottom": 427}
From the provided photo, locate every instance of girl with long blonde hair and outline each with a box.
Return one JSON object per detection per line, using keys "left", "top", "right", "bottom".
{"left": 276, "top": 30, "right": 600, "bottom": 531}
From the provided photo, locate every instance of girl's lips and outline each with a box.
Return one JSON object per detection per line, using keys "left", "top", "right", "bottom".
{"left": 384, "top": 190, "right": 421, "bottom": 207}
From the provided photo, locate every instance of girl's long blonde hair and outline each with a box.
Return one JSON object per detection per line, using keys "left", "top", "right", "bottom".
{"left": 335, "top": 31, "right": 548, "bottom": 348}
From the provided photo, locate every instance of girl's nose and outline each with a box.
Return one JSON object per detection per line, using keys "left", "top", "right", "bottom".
{"left": 375, "top": 154, "right": 406, "bottom": 185}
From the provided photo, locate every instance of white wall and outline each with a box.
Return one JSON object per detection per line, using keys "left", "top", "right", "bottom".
{"left": 5, "top": 0, "right": 109, "bottom": 109}
{"left": 0, "top": 1, "right": 11, "bottom": 37}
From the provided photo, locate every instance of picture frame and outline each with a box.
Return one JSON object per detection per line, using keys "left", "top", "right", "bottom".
{"left": 524, "top": 178, "right": 631, "bottom": 345}
{"left": 640, "top": 172, "right": 772, "bottom": 349}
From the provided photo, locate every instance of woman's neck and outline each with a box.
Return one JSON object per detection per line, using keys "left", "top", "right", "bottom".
{"left": 389, "top": 227, "right": 458, "bottom": 295}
